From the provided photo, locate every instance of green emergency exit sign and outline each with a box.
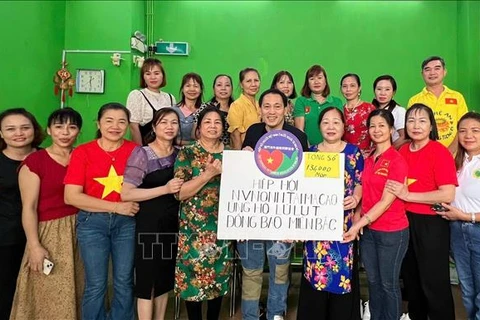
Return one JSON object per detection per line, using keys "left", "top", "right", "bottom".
{"left": 155, "top": 42, "right": 189, "bottom": 56}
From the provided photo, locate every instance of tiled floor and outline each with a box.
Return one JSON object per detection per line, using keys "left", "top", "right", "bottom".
{"left": 165, "top": 270, "right": 467, "bottom": 320}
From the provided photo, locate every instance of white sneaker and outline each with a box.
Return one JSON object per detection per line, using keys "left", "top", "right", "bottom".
{"left": 362, "top": 301, "right": 371, "bottom": 320}
{"left": 399, "top": 313, "right": 411, "bottom": 320}
{"left": 273, "top": 316, "right": 284, "bottom": 320}
{"left": 360, "top": 299, "right": 364, "bottom": 317}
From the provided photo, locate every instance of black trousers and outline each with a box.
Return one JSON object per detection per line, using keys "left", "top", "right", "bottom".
{"left": 184, "top": 296, "right": 223, "bottom": 320}
{"left": 0, "top": 243, "right": 25, "bottom": 320}
{"left": 297, "top": 241, "right": 361, "bottom": 320}
{"left": 401, "top": 212, "right": 455, "bottom": 320}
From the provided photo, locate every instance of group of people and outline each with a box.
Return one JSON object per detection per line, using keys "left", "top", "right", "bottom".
{"left": 0, "top": 54, "right": 478, "bottom": 320}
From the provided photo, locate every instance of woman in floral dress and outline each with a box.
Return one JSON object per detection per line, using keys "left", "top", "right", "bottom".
{"left": 297, "top": 106, "right": 364, "bottom": 320}
{"left": 174, "top": 106, "right": 232, "bottom": 320}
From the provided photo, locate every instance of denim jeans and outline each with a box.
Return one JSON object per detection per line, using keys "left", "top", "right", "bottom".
{"left": 451, "top": 221, "right": 480, "bottom": 320}
{"left": 237, "top": 240, "right": 292, "bottom": 320}
{"left": 360, "top": 227, "right": 409, "bottom": 320}
{"left": 76, "top": 211, "right": 135, "bottom": 320}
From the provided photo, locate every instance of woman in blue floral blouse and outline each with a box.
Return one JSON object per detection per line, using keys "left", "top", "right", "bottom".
{"left": 297, "top": 106, "right": 364, "bottom": 320}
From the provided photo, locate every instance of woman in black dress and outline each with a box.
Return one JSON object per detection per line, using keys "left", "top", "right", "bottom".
{"left": 122, "top": 108, "right": 183, "bottom": 319}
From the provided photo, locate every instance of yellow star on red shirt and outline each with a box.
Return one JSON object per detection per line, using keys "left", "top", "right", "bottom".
{"left": 94, "top": 165, "right": 123, "bottom": 199}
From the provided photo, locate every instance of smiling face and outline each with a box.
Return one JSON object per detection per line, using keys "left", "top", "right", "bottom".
{"left": 422, "top": 59, "right": 447, "bottom": 87}
{"left": 341, "top": 76, "right": 361, "bottom": 101}
{"left": 198, "top": 111, "right": 223, "bottom": 140}
{"left": 368, "top": 115, "right": 393, "bottom": 145}
{"left": 308, "top": 72, "right": 326, "bottom": 95}
{"left": 143, "top": 65, "right": 164, "bottom": 90}
{"left": 458, "top": 118, "right": 480, "bottom": 156}
{"left": 0, "top": 114, "right": 35, "bottom": 149}
{"left": 261, "top": 93, "right": 286, "bottom": 131}
{"left": 97, "top": 109, "right": 129, "bottom": 142}
{"left": 182, "top": 78, "right": 202, "bottom": 101}
{"left": 374, "top": 80, "right": 395, "bottom": 107}
{"left": 214, "top": 76, "right": 233, "bottom": 101}
{"left": 240, "top": 71, "right": 260, "bottom": 97}
{"left": 406, "top": 109, "right": 432, "bottom": 143}
{"left": 48, "top": 121, "right": 80, "bottom": 148}
{"left": 319, "top": 108, "right": 345, "bottom": 143}
{"left": 153, "top": 111, "right": 179, "bottom": 142}
{"left": 275, "top": 75, "right": 294, "bottom": 98}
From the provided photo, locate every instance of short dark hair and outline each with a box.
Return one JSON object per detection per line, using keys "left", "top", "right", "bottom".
{"left": 301, "top": 65, "right": 330, "bottom": 98}
{"left": 144, "top": 108, "right": 181, "bottom": 145}
{"left": 178, "top": 72, "right": 204, "bottom": 109}
{"left": 372, "top": 75, "right": 399, "bottom": 112}
{"left": 258, "top": 88, "right": 287, "bottom": 108}
{"left": 0, "top": 108, "right": 45, "bottom": 150}
{"left": 239, "top": 68, "right": 260, "bottom": 83}
{"left": 140, "top": 58, "right": 166, "bottom": 88}
{"left": 270, "top": 70, "right": 297, "bottom": 99}
{"left": 96, "top": 102, "right": 131, "bottom": 139}
{"left": 195, "top": 105, "right": 226, "bottom": 138}
{"left": 47, "top": 107, "right": 83, "bottom": 129}
{"left": 367, "top": 108, "right": 395, "bottom": 129}
{"left": 404, "top": 103, "right": 439, "bottom": 141}
{"left": 209, "top": 74, "right": 234, "bottom": 106}
{"left": 421, "top": 56, "right": 446, "bottom": 70}
{"left": 318, "top": 106, "right": 345, "bottom": 127}
{"left": 341, "top": 73, "right": 361, "bottom": 87}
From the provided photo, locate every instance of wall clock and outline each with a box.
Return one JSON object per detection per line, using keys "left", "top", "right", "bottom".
{"left": 76, "top": 69, "right": 105, "bottom": 94}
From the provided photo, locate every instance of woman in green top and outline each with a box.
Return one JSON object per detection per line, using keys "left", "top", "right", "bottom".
{"left": 173, "top": 106, "right": 232, "bottom": 320}
{"left": 294, "top": 64, "right": 343, "bottom": 146}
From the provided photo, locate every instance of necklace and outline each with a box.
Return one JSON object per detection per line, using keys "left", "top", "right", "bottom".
{"left": 345, "top": 98, "right": 362, "bottom": 111}
{"left": 98, "top": 140, "right": 123, "bottom": 162}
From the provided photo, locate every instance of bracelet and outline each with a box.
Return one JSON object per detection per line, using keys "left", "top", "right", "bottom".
{"left": 364, "top": 214, "right": 372, "bottom": 225}
{"left": 471, "top": 212, "right": 476, "bottom": 224}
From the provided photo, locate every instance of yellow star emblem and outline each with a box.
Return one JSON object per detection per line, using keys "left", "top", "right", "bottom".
{"left": 407, "top": 178, "right": 417, "bottom": 186}
{"left": 94, "top": 165, "right": 123, "bottom": 199}
{"left": 267, "top": 157, "right": 274, "bottom": 164}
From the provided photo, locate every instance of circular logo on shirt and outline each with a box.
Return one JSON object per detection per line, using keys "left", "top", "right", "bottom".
{"left": 254, "top": 130, "right": 303, "bottom": 179}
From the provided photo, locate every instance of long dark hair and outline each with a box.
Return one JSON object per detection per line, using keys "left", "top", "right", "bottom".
{"left": 270, "top": 70, "right": 297, "bottom": 99}
{"left": 178, "top": 73, "right": 204, "bottom": 109}
{"left": 454, "top": 111, "right": 480, "bottom": 171}
{"left": 404, "top": 103, "right": 439, "bottom": 141}
{"left": 209, "top": 74, "right": 234, "bottom": 106}
{"left": 0, "top": 108, "right": 44, "bottom": 150}
{"left": 144, "top": 108, "right": 181, "bottom": 145}
{"left": 96, "top": 102, "right": 130, "bottom": 139}
{"left": 372, "top": 75, "right": 399, "bottom": 112}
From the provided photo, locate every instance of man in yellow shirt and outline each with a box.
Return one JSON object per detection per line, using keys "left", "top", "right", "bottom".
{"left": 407, "top": 56, "right": 468, "bottom": 154}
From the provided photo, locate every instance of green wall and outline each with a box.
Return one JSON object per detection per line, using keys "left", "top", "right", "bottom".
{"left": 0, "top": 1, "right": 479, "bottom": 144}
{"left": 0, "top": 1, "right": 66, "bottom": 127}
{"left": 64, "top": 0, "right": 145, "bottom": 143}
{"left": 154, "top": 1, "right": 479, "bottom": 111}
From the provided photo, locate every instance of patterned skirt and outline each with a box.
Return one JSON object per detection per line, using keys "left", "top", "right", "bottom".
{"left": 10, "top": 214, "right": 84, "bottom": 320}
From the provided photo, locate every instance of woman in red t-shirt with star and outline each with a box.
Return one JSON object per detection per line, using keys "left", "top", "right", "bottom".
{"left": 385, "top": 104, "right": 457, "bottom": 320}
{"left": 64, "top": 103, "right": 139, "bottom": 319}
{"left": 343, "top": 109, "right": 409, "bottom": 320}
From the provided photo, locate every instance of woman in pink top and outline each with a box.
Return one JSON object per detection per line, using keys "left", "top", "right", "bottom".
{"left": 344, "top": 109, "right": 409, "bottom": 320}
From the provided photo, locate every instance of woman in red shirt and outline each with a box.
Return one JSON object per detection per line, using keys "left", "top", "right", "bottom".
{"left": 386, "top": 103, "right": 457, "bottom": 320}
{"left": 343, "top": 109, "right": 409, "bottom": 320}
{"left": 10, "top": 108, "right": 83, "bottom": 319}
{"left": 64, "top": 103, "right": 139, "bottom": 319}
{"left": 341, "top": 73, "right": 376, "bottom": 158}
